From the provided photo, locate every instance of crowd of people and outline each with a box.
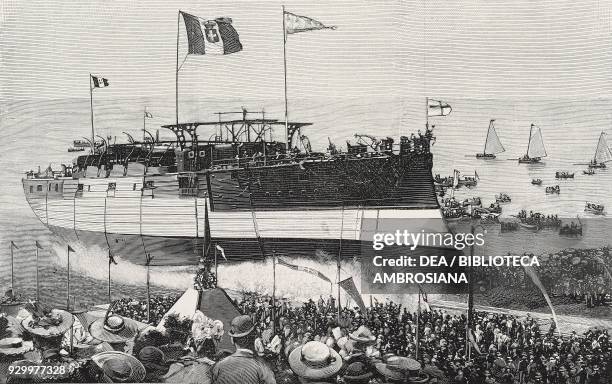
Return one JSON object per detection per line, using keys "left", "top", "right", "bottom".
{"left": 231, "top": 294, "right": 611, "bottom": 384}
{"left": 112, "top": 296, "right": 180, "bottom": 325}
{"left": 1, "top": 288, "right": 611, "bottom": 383}
{"left": 516, "top": 211, "right": 562, "bottom": 229}
{"left": 473, "top": 248, "right": 611, "bottom": 308}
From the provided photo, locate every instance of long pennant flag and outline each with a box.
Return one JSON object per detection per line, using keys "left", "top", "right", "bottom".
{"left": 277, "top": 258, "right": 331, "bottom": 284}
{"left": 181, "top": 12, "right": 242, "bottom": 55}
{"left": 10, "top": 241, "right": 19, "bottom": 249}
{"left": 524, "top": 265, "right": 559, "bottom": 334}
{"left": 284, "top": 11, "right": 336, "bottom": 36}
{"left": 67, "top": 245, "right": 76, "bottom": 253}
{"left": 427, "top": 99, "right": 452, "bottom": 117}
{"left": 339, "top": 276, "right": 366, "bottom": 313}
{"left": 35, "top": 241, "right": 43, "bottom": 249}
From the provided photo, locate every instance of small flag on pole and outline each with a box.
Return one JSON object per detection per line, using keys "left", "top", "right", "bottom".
{"left": 284, "top": 11, "right": 336, "bottom": 36}
{"left": 181, "top": 12, "right": 242, "bottom": 55}
{"left": 418, "top": 285, "right": 431, "bottom": 312}
{"left": 10, "top": 241, "right": 19, "bottom": 249}
{"left": 215, "top": 244, "right": 227, "bottom": 260}
{"left": 427, "top": 99, "right": 452, "bottom": 117}
{"left": 67, "top": 245, "right": 76, "bottom": 252}
{"left": 277, "top": 258, "right": 332, "bottom": 284}
{"left": 91, "top": 75, "right": 109, "bottom": 88}
{"left": 339, "top": 277, "right": 366, "bottom": 313}
{"left": 468, "top": 329, "right": 482, "bottom": 354}
{"left": 144, "top": 111, "right": 153, "bottom": 118}
{"left": 35, "top": 241, "right": 43, "bottom": 249}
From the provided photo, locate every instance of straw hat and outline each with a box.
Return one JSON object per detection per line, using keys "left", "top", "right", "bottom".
{"left": 89, "top": 315, "right": 139, "bottom": 344}
{"left": 348, "top": 325, "right": 376, "bottom": 344}
{"left": 0, "top": 337, "right": 34, "bottom": 356}
{"left": 375, "top": 356, "right": 421, "bottom": 381}
{"left": 289, "top": 341, "right": 342, "bottom": 380}
{"left": 21, "top": 309, "right": 74, "bottom": 338}
{"left": 92, "top": 351, "right": 146, "bottom": 383}
{"left": 227, "top": 315, "right": 255, "bottom": 338}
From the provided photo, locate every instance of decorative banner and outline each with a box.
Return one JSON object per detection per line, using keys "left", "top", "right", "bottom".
{"left": 277, "top": 258, "right": 332, "bottom": 284}
{"left": 524, "top": 265, "right": 559, "bottom": 333}
{"left": 284, "top": 11, "right": 336, "bottom": 35}
{"left": 339, "top": 276, "right": 366, "bottom": 313}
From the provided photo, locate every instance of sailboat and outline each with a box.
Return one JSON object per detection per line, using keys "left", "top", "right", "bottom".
{"left": 518, "top": 124, "right": 547, "bottom": 164}
{"left": 476, "top": 119, "right": 505, "bottom": 159}
{"left": 588, "top": 132, "right": 612, "bottom": 169}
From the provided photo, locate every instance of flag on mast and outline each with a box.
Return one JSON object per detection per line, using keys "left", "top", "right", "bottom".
{"left": 277, "top": 258, "right": 332, "bottom": 284}
{"left": 10, "top": 241, "right": 19, "bottom": 249}
{"left": 35, "top": 241, "right": 43, "bottom": 249}
{"left": 67, "top": 245, "right": 76, "bottom": 252}
{"left": 181, "top": 12, "right": 242, "bottom": 55}
{"left": 91, "top": 75, "right": 109, "bottom": 88}
{"left": 284, "top": 11, "right": 336, "bottom": 36}
{"left": 418, "top": 285, "right": 431, "bottom": 312}
{"left": 339, "top": 277, "right": 366, "bottom": 313}
{"left": 427, "top": 99, "right": 452, "bottom": 117}
{"left": 215, "top": 244, "right": 227, "bottom": 260}
{"left": 144, "top": 111, "right": 153, "bottom": 118}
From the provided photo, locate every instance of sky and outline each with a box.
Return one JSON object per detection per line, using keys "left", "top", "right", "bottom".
{"left": 2, "top": 0, "right": 612, "bottom": 103}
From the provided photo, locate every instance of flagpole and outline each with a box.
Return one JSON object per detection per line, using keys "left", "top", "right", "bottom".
{"left": 143, "top": 106, "right": 147, "bottom": 142}
{"left": 90, "top": 74, "right": 95, "bottom": 153}
{"left": 108, "top": 249, "right": 112, "bottom": 304}
{"left": 176, "top": 10, "right": 181, "bottom": 130}
{"left": 425, "top": 97, "right": 429, "bottom": 129}
{"left": 35, "top": 244, "right": 40, "bottom": 301}
{"left": 466, "top": 225, "right": 475, "bottom": 357}
{"left": 337, "top": 204, "right": 344, "bottom": 321}
{"left": 416, "top": 291, "right": 421, "bottom": 359}
{"left": 281, "top": 5, "right": 289, "bottom": 151}
{"left": 146, "top": 253, "right": 151, "bottom": 323}
{"left": 214, "top": 244, "right": 218, "bottom": 278}
{"left": 10, "top": 242, "right": 14, "bottom": 292}
{"left": 66, "top": 246, "right": 71, "bottom": 311}
{"left": 272, "top": 250, "right": 277, "bottom": 336}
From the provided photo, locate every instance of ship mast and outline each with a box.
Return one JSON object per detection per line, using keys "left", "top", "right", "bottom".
{"left": 282, "top": 6, "right": 290, "bottom": 151}
{"left": 483, "top": 119, "right": 493, "bottom": 155}
{"left": 526, "top": 123, "right": 534, "bottom": 158}
{"left": 89, "top": 74, "right": 95, "bottom": 153}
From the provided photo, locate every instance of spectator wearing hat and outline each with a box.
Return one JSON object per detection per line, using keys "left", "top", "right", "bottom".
{"left": 342, "top": 362, "right": 373, "bottom": 384}
{"left": 375, "top": 356, "right": 422, "bottom": 383}
{"left": 212, "top": 315, "right": 275, "bottom": 384}
{"left": 92, "top": 350, "right": 146, "bottom": 383}
{"left": 288, "top": 341, "right": 342, "bottom": 383}
{"left": 89, "top": 313, "right": 141, "bottom": 352}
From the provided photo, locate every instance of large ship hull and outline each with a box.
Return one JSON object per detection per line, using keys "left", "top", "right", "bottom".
{"left": 23, "top": 170, "right": 448, "bottom": 266}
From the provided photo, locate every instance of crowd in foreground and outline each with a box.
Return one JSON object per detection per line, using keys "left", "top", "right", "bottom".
{"left": 2, "top": 285, "right": 610, "bottom": 384}
{"left": 474, "top": 248, "right": 611, "bottom": 308}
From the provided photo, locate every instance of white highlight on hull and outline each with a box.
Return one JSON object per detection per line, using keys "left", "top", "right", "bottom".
{"left": 24, "top": 175, "right": 447, "bottom": 241}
